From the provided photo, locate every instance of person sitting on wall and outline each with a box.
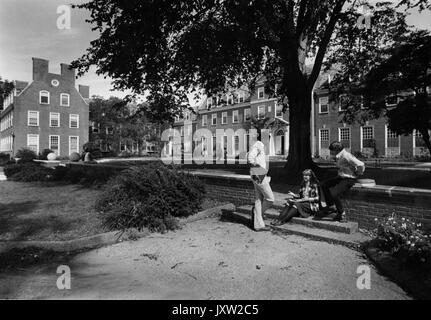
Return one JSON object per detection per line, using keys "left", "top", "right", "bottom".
{"left": 271, "top": 169, "right": 321, "bottom": 226}
{"left": 320, "top": 141, "right": 365, "bottom": 222}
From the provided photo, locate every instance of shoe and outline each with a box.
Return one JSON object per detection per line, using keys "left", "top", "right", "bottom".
{"left": 333, "top": 212, "right": 347, "bottom": 223}
{"left": 255, "top": 226, "right": 271, "bottom": 232}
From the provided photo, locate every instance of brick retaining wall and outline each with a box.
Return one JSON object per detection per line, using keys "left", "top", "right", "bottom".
{"left": 192, "top": 172, "right": 431, "bottom": 232}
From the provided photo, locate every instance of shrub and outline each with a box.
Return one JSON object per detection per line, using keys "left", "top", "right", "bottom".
{"left": 373, "top": 213, "right": 431, "bottom": 269}
{"left": 83, "top": 142, "right": 103, "bottom": 159}
{"left": 96, "top": 163, "right": 205, "bottom": 233}
{"left": 0, "top": 152, "right": 10, "bottom": 166}
{"left": 119, "top": 151, "right": 133, "bottom": 158}
{"left": 15, "top": 148, "right": 37, "bottom": 163}
{"left": 51, "top": 164, "right": 120, "bottom": 186}
{"left": 38, "top": 149, "right": 53, "bottom": 160}
{"left": 4, "top": 162, "right": 52, "bottom": 182}
{"left": 69, "top": 152, "right": 81, "bottom": 162}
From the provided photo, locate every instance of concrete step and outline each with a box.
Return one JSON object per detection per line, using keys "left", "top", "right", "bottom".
{"left": 236, "top": 205, "right": 359, "bottom": 234}
{"left": 221, "top": 210, "right": 369, "bottom": 250}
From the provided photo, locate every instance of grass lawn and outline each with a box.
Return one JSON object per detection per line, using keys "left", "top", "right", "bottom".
{"left": 0, "top": 181, "right": 106, "bottom": 241}
{"left": 0, "top": 180, "right": 225, "bottom": 242}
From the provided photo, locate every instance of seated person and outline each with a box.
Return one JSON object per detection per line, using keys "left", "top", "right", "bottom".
{"left": 271, "top": 169, "right": 321, "bottom": 226}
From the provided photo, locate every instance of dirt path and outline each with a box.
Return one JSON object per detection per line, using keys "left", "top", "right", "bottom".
{"left": 0, "top": 218, "right": 410, "bottom": 299}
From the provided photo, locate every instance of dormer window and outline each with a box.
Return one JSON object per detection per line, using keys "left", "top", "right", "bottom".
{"left": 258, "top": 87, "right": 265, "bottom": 99}
{"left": 39, "top": 90, "right": 50, "bottom": 104}
{"left": 60, "top": 93, "right": 70, "bottom": 106}
{"left": 238, "top": 92, "right": 245, "bottom": 103}
{"left": 207, "top": 97, "right": 213, "bottom": 109}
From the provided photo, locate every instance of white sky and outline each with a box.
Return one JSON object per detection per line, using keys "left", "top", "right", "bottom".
{"left": 1, "top": 0, "right": 430, "bottom": 100}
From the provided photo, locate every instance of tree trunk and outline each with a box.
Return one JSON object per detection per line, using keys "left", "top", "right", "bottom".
{"left": 420, "top": 129, "right": 431, "bottom": 156}
{"left": 284, "top": 88, "right": 323, "bottom": 182}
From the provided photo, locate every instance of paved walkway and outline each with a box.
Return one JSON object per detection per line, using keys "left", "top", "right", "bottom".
{"left": 0, "top": 218, "right": 409, "bottom": 299}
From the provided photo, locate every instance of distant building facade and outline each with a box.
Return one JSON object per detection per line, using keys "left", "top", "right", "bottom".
{"left": 170, "top": 75, "right": 430, "bottom": 160}
{"left": 0, "top": 57, "right": 90, "bottom": 157}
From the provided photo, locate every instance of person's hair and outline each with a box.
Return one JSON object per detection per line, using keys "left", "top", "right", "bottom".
{"left": 301, "top": 169, "right": 318, "bottom": 186}
{"left": 329, "top": 141, "right": 344, "bottom": 153}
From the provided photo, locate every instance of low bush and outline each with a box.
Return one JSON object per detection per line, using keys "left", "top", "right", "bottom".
{"left": 38, "top": 149, "right": 53, "bottom": 160}
{"left": 0, "top": 152, "right": 10, "bottom": 166}
{"left": 4, "top": 162, "right": 53, "bottom": 182}
{"left": 373, "top": 213, "right": 431, "bottom": 270}
{"left": 70, "top": 152, "right": 81, "bottom": 162}
{"left": 15, "top": 148, "right": 37, "bottom": 163}
{"left": 96, "top": 163, "right": 205, "bottom": 233}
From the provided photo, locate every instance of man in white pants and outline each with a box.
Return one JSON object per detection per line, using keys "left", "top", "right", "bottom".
{"left": 247, "top": 136, "right": 274, "bottom": 232}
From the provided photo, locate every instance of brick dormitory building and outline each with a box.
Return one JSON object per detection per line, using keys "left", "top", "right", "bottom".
{"left": 0, "top": 57, "right": 89, "bottom": 158}
{"left": 169, "top": 74, "right": 431, "bottom": 160}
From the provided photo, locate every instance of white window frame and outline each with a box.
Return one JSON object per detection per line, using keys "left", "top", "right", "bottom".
{"left": 257, "top": 106, "right": 265, "bottom": 119}
{"left": 50, "top": 112, "right": 60, "bottom": 127}
{"left": 207, "top": 97, "right": 213, "bottom": 109}
{"left": 385, "top": 95, "right": 399, "bottom": 107}
{"left": 338, "top": 127, "right": 351, "bottom": 149}
{"left": 258, "top": 87, "right": 264, "bottom": 99}
{"left": 49, "top": 135, "right": 60, "bottom": 155}
{"left": 360, "top": 126, "right": 374, "bottom": 151}
{"left": 384, "top": 124, "right": 401, "bottom": 156}
{"left": 60, "top": 93, "right": 70, "bottom": 107}
{"left": 221, "top": 112, "right": 228, "bottom": 124}
{"left": 27, "top": 134, "right": 39, "bottom": 153}
{"left": 202, "top": 114, "right": 207, "bottom": 126}
{"left": 69, "top": 114, "right": 79, "bottom": 128}
{"left": 232, "top": 110, "right": 239, "bottom": 123}
{"left": 227, "top": 94, "right": 234, "bottom": 105}
{"left": 244, "top": 108, "right": 251, "bottom": 121}
{"left": 39, "top": 90, "right": 50, "bottom": 104}
{"left": 276, "top": 103, "right": 283, "bottom": 118}
{"left": 318, "top": 128, "right": 330, "bottom": 155}
{"left": 238, "top": 92, "right": 245, "bottom": 104}
{"left": 338, "top": 94, "right": 349, "bottom": 112}
{"left": 319, "top": 97, "right": 329, "bottom": 114}
{"left": 211, "top": 113, "right": 217, "bottom": 126}
{"left": 69, "top": 136, "right": 79, "bottom": 155}
{"left": 27, "top": 111, "right": 39, "bottom": 127}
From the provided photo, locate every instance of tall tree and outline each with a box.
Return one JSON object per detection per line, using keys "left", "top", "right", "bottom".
{"left": 71, "top": 0, "right": 412, "bottom": 176}
{"left": 0, "top": 76, "right": 14, "bottom": 109}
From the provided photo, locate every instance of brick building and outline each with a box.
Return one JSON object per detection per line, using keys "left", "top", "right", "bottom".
{"left": 170, "top": 73, "right": 430, "bottom": 160}
{"left": 171, "top": 77, "right": 290, "bottom": 158}
{"left": 0, "top": 57, "right": 90, "bottom": 157}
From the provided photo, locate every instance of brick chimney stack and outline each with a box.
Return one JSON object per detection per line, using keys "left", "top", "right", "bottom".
{"left": 61, "top": 63, "right": 75, "bottom": 85}
{"left": 32, "top": 57, "right": 49, "bottom": 81}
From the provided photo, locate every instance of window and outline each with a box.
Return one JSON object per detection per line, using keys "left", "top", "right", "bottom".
{"left": 320, "top": 129, "right": 330, "bottom": 142}
{"left": 50, "top": 112, "right": 60, "bottom": 127}
{"left": 268, "top": 105, "right": 272, "bottom": 113}
{"left": 339, "top": 94, "right": 348, "bottom": 111}
{"left": 202, "top": 115, "right": 207, "bottom": 126}
{"left": 319, "top": 97, "right": 329, "bottom": 113}
{"left": 238, "top": 92, "right": 245, "bottom": 103}
{"left": 227, "top": 94, "right": 234, "bottom": 105}
{"left": 69, "top": 136, "right": 79, "bottom": 154}
{"left": 222, "top": 112, "right": 227, "bottom": 124}
{"left": 276, "top": 104, "right": 283, "bottom": 118}
{"left": 258, "top": 87, "right": 264, "bottom": 99}
{"left": 339, "top": 127, "right": 351, "bottom": 149}
{"left": 60, "top": 93, "right": 70, "bottom": 106}
{"left": 385, "top": 95, "right": 398, "bottom": 107}
{"left": 27, "top": 111, "right": 39, "bottom": 126}
{"left": 185, "top": 112, "right": 190, "bottom": 121}
{"left": 39, "top": 91, "right": 50, "bottom": 104}
{"left": 174, "top": 115, "right": 180, "bottom": 122}
{"left": 69, "top": 114, "right": 79, "bottom": 128}
{"left": 386, "top": 126, "right": 400, "bottom": 148}
{"left": 27, "top": 134, "right": 39, "bottom": 153}
{"left": 212, "top": 113, "right": 217, "bottom": 125}
{"left": 207, "top": 97, "right": 213, "bottom": 109}
{"left": 232, "top": 110, "right": 239, "bottom": 123}
{"left": 49, "top": 135, "right": 60, "bottom": 155}
{"left": 106, "top": 127, "right": 114, "bottom": 134}
{"left": 414, "top": 130, "right": 427, "bottom": 148}
{"left": 362, "top": 126, "right": 374, "bottom": 148}
{"left": 91, "top": 121, "right": 99, "bottom": 133}
{"left": 258, "top": 106, "right": 265, "bottom": 119}
{"left": 234, "top": 135, "right": 239, "bottom": 153}
{"left": 244, "top": 108, "right": 251, "bottom": 121}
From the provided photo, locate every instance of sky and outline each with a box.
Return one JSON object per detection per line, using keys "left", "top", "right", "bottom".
{"left": 1, "top": 0, "right": 431, "bottom": 100}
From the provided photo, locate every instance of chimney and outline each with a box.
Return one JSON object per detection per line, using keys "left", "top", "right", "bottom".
{"left": 32, "top": 57, "right": 49, "bottom": 81}
{"left": 78, "top": 85, "right": 90, "bottom": 99}
{"left": 61, "top": 63, "right": 76, "bottom": 85}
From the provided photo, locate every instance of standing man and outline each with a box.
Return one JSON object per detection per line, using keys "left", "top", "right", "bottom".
{"left": 321, "top": 141, "right": 365, "bottom": 222}
{"left": 247, "top": 132, "right": 274, "bottom": 232}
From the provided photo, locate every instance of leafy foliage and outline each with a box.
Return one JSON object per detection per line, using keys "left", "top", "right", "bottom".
{"left": 374, "top": 213, "right": 431, "bottom": 269}
{"left": 96, "top": 163, "right": 205, "bottom": 233}
{"left": 4, "top": 163, "right": 53, "bottom": 182}
{"left": 15, "top": 148, "right": 37, "bottom": 163}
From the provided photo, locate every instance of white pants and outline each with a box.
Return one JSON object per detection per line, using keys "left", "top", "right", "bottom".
{"left": 252, "top": 176, "right": 275, "bottom": 229}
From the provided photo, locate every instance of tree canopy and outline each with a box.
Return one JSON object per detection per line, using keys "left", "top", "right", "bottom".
{"left": 71, "top": 0, "right": 419, "bottom": 175}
